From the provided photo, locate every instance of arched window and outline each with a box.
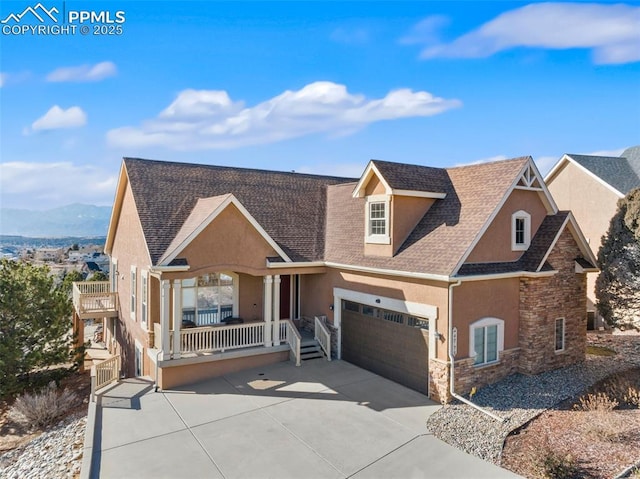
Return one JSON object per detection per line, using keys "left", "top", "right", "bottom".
{"left": 511, "top": 210, "right": 531, "bottom": 251}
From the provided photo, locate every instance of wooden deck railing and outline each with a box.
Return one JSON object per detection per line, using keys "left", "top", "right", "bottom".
{"left": 91, "top": 354, "right": 120, "bottom": 402}
{"left": 72, "top": 281, "right": 118, "bottom": 318}
{"left": 314, "top": 316, "right": 331, "bottom": 361}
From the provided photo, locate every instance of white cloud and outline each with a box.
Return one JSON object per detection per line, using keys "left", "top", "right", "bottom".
{"left": 586, "top": 147, "right": 626, "bottom": 158}
{"left": 46, "top": 61, "right": 117, "bottom": 82}
{"left": 409, "top": 3, "right": 640, "bottom": 65}
{"left": 399, "top": 15, "right": 450, "bottom": 45}
{"left": 0, "top": 73, "right": 6, "bottom": 88}
{"left": 107, "top": 81, "right": 461, "bottom": 150}
{"left": 30, "top": 105, "right": 87, "bottom": 132}
{"left": 0, "top": 162, "right": 117, "bottom": 209}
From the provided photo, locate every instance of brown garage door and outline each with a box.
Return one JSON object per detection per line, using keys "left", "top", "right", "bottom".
{"left": 341, "top": 301, "right": 429, "bottom": 394}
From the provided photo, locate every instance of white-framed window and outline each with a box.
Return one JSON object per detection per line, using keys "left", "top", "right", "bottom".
{"left": 470, "top": 317, "right": 504, "bottom": 366}
{"left": 555, "top": 318, "right": 565, "bottom": 352}
{"left": 511, "top": 210, "right": 531, "bottom": 251}
{"left": 181, "top": 272, "right": 238, "bottom": 326}
{"left": 130, "top": 266, "right": 137, "bottom": 320}
{"left": 365, "top": 195, "right": 390, "bottom": 244}
{"left": 141, "top": 271, "right": 148, "bottom": 328}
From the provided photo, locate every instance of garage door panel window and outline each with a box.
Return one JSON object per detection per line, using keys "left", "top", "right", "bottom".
{"left": 341, "top": 300, "right": 428, "bottom": 330}
{"left": 470, "top": 317, "right": 504, "bottom": 366}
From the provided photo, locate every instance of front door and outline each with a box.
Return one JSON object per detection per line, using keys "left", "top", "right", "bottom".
{"left": 280, "top": 275, "right": 291, "bottom": 319}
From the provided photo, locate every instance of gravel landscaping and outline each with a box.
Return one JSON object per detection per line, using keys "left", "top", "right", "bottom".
{"left": 426, "top": 332, "right": 640, "bottom": 465}
{"left": 0, "top": 413, "right": 86, "bottom": 479}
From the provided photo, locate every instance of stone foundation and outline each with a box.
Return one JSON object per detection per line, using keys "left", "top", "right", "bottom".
{"left": 429, "top": 358, "right": 450, "bottom": 403}
{"left": 429, "top": 349, "right": 521, "bottom": 403}
{"left": 453, "top": 348, "right": 520, "bottom": 396}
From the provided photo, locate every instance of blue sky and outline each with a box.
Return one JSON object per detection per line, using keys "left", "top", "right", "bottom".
{"left": 1, "top": 1, "right": 639, "bottom": 211}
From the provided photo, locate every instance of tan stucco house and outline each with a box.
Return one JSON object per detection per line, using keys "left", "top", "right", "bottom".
{"left": 545, "top": 146, "right": 640, "bottom": 329}
{"left": 74, "top": 155, "right": 597, "bottom": 403}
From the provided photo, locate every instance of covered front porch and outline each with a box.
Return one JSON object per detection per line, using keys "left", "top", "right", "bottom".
{"left": 148, "top": 271, "right": 332, "bottom": 387}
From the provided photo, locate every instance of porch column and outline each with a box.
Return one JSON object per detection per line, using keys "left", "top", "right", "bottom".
{"left": 273, "top": 275, "right": 281, "bottom": 346}
{"left": 161, "top": 280, "right": 171, "bottom": 360}
{"left": 172, "top": 280, "right": 182, "bottom": 359}
{"left": 264, "top": 275, "right": 273, "bottom": 347}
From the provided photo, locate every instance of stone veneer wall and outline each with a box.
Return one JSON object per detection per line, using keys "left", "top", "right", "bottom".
{"left": 454, "top": 348, "right": 520, "bottom": 396}
{"left": 519, "top": 228, "right": 587, "bottom": 375}
{"left": 429, "top": 350, "right": 520, "bottom": 403}
{"left": 429, "top": 359, "right": 450, "bottom": 403}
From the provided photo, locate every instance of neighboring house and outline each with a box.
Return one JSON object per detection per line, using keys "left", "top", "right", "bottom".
{"left": 73, "top": 156, "right": 596, "bottom": 403}
{"left": 82, "top": 261, "right": 103, "bottom": 279}
{"left": 545, "top": 146, "right": 640, "bottom": 329}
{"left": 35, "top": 247, "right": 63, "bottom": 262}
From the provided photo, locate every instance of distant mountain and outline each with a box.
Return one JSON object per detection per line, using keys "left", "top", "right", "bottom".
{"left": 0, "top": 204, "right": 112, "bottom": 237}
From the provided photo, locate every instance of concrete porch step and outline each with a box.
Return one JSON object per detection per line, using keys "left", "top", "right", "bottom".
{"left": 300, "top": 341, "right": 325, "bottom": 361}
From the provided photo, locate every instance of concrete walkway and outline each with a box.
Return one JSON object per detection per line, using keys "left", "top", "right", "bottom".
{"left": 86, "top": 360, "right": 519, "bottom": 478}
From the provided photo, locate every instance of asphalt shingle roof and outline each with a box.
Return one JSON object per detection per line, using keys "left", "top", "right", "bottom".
{"left": 324, "top": 157, "right": 530, "bottom": 276}
{"left": 457, "top": 212, "right": 581, "bottom": 276}
{"left": 123, "top": 158, "right": 355, "bottom": 265}
{"left": 568, "top": 149, "right": 640, "bottom": 195}
{"left": 371, "top": 160, "right": 451, "bottom": 193}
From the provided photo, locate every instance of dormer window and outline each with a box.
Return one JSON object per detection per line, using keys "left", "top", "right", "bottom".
{"left": 365, "top": 195, "right": 390, "bottom": 244}
{"left": 512, "top": 210, "right": 531, "bottom": 251}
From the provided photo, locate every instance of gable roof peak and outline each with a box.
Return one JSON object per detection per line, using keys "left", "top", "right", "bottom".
{"left": 549, "top": 151, "right": 640, "bottom": 196}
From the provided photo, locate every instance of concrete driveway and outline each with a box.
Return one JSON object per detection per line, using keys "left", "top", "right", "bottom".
{"left": 85, "top": 360, "right": 519, "bottom": 478}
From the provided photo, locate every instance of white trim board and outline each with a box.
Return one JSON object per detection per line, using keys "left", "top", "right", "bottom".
{"left": 545, "top": 154, "right": 625, "bottom": 198}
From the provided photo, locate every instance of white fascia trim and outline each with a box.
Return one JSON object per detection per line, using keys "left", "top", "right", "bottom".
{"left": 352, "top": 162, "right": 392, "bottom": 198}
{"left": 536, "top": 212, "right": 598, "bottom": 273}
{"left": 324, "top": 261, "right": 450, "bottom": 282}
{"left": 513, "top": 186, "right": 543, "bottom": 192}
{"left": 566, "top": 213, "right": 599, "bottom": 266}
{"left": 160, "top": 194, "right": 292, "bottom": 266}
{"left": 450, "top": 165, "right": 524, "bottom": 276}
{"left": 451, "top": 158, "right": 555, "bottom": 276}
{"left": 528, "top": 159, "right": 559, "bottom": 214}
{"left": 266, "top": 260, "right": 325, "bottom": 268}
{"left": 575, "top": 262, "right": 599, "bottom": 274}
{"left": 333, "top": 287, "right": 438, "bottom": 320}
{"left": 150, "top": 265, "right": 191, "bottom": 273}
{"left": 455, "top": 270, "right": 557, "bottom": 282}
{"left": 547, "top": 155, "right": 624, "bottom": 198}
{"left": 535, "top": 215, "right": 570, "bottom": 272}
{"left": 544, "top": 155, "right": 567, "bottom": 184}
{"left": 391, "top": 189, "right": 447, "bottom": 199}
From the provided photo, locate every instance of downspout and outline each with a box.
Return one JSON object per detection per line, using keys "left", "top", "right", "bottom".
{"left": 448, "top": 280, "right": 503, "bottom": 422}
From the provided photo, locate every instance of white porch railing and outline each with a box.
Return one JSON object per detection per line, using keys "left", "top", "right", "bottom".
{"left": 284, "top": 320, "right": 301, "bottom": 366}
{"left": 180, "top": 322, "right": 265, "bottom": 354}
{"left": 72, "top": 281, "right": 118, "bottom": 317}
{"left": 314, "top": 316, "right": 331, "bottom": 361}
{"left": 91, "top": 354, "right": 121, "bottom": 402}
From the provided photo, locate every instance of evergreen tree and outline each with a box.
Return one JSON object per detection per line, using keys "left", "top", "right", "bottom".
{"left": 0, "top": 259, "right": 73, "bottom": 397}
{"left": 596, "top": 188, "right": 640, "bottom": 329}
